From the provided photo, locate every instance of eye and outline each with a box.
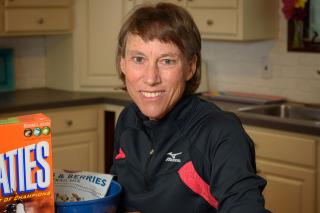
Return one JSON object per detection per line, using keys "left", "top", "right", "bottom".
{"left": 160, "top": 58, "right": 176, "bottom": 65}
{"left": 132, "top": 56, "right": 144, "bottom": 64}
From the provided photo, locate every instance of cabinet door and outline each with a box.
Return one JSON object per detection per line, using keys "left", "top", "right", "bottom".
{"left": 257, "top": 159, "right": 315, "bottom": 213}
{"left": 52, "top": 131, "right": 98, "bottom": 172}
{"left": 75, "top": 0, "right": 122, "bottom": 90}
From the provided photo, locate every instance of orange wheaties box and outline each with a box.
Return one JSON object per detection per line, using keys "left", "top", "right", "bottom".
{"left": 0, "top": 113, "right": 54, "bottom": 213}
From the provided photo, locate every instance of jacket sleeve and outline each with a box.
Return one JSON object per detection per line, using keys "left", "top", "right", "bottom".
{"left": 209, "top": 118, "right": 270, "bottom": 213}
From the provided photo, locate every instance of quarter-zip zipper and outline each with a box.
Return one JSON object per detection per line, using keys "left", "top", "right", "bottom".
{"left": 144, "top": 147, "right": 154, "bottom": 191}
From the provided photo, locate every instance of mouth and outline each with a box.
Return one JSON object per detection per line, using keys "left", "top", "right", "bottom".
{"left": 140, "top": 90, "right": 165, "bottom": 98}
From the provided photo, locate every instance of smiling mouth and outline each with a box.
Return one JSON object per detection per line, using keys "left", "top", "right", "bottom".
{"left": 140, "top": 91, "right": 164, "bottom": 98}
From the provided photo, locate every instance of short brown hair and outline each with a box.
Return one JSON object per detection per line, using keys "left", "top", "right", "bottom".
{"left": 116, "top": 2, "right": 201, "bottom": 94}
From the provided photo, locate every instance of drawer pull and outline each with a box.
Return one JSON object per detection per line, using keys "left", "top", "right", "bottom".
{"left": 37, "top": 18, "right": 45, "bottom": 25}
{"left": 206, "top": 19, "right": 214, "bottom": 26}
{"left": 66, "top": 120, "right": 73, "bottom": 127}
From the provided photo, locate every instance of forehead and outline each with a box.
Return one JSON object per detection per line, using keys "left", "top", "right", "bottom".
{"left": 125, "top": 33, "right": 181, "bottom": 55}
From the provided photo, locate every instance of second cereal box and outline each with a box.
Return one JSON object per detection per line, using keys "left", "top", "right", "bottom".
{"left": 0, "top": 113, "right": 54, "bottom": 212}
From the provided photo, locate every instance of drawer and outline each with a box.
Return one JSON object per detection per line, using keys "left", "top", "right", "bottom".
{"left": 246, "top": 128, "right": 316, "bottom": 167}
{"left": 187, "top": 0, "right": 238, "bottom": 8}
{"left": 4, "top": 8, "right": 71, "bottom": 32}
{"left": 189, "top": 9, "right": 237, "bottom": 35}
{"left": 45, "top": 108, "right": 98, "bottom": 135}
{"left": 5, "top": 0, "right": 71, "bottom": 7}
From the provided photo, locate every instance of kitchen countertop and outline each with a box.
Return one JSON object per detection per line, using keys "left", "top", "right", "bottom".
{"left": 1, "top": 88, "right": 319, "bottom": 136}
{"left": 200, "top": 98, "right": 320, "bottom": 136}
{"left": 0, "top": 88, "right": 131, "bottom": 113}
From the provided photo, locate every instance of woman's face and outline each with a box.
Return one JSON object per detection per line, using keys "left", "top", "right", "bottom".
{"left": 120, "top": 33, "right": 196, "bottom": 120}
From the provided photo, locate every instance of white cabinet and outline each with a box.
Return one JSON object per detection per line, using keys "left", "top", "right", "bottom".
{"left": 245, "top": 125, "right": 318, "bottom": 213}
{"left": 256, "top": 159, "right": 315, "bottom": 213}
{"left": 0, "top": 0, "right": 72, "bottom": 36}
{"left": 189, "top": 0, "right": 278, "bottom": 40}
{"left": 45, "top": 105, "right": 105, "bottom": 173}
{"left": 46, "top": 0, "right": 278, "bottom": 92}
{"left": 46, "top": 0, "right": 132, "bottom": 92}
{"left": 146, "top": 0, "right": 278, "bottom": 40}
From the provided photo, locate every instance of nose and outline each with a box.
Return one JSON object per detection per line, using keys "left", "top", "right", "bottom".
{"left": 143, "top": 62, "right": 161, "bottom": 85}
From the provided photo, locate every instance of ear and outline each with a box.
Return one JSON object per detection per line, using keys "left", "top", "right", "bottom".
{"left": 185, "top": 56, "right": 197, "bottom": 81}
{"left": 120, "top": 57, "right": 126, "bottom": 75}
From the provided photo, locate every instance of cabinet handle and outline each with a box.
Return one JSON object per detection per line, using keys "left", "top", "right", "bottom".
{"left": 206, "top": 19, "right": 214, "bottom": 26}
{"left": 66, "top": 120, "right": 73, "bottom": 127}
{"left": 37, "top": 18, "right": 44, "bottom": 25}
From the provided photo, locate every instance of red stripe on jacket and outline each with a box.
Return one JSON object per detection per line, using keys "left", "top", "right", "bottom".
{"left": 115, "top": 148, "right": 126, "bottom": 159}
{"left": 178, "top": 161, "right": 219, "bottom": 209}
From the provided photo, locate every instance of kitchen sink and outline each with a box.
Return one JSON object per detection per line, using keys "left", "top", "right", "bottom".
{"left": 237, "top": 103, "right": 320, "bottom": 122}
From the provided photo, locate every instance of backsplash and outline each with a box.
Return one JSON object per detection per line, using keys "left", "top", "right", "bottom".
{"left": 202, "top": 6, "right": 320, "bottom": 104}
{"left": 0, "top": 37, "right": 46, "bottom": 90}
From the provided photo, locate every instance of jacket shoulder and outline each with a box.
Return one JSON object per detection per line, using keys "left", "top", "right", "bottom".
{"left": 193, "top": 97, "right": 243, "bottom": 132}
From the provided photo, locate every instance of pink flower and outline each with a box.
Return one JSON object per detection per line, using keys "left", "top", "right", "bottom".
{"left": 282, "top": 0, "right": 308, "bottom": 20}
{"left": 282, "top": 0, "right": 295, "bottom": 20}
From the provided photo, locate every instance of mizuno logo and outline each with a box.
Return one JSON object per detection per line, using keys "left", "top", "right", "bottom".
{"left": 165, "top": 152, "right": 182, "bottom": 163}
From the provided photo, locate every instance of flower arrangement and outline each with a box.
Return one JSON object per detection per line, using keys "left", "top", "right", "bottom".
{"left": 282, "top": 0, "right": 308, "bottom": 20}
{"left": 282, "top": 0, "right": 309, "bottom": 49}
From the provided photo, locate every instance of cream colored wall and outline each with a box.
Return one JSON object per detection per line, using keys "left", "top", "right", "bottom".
{"left": 202, "top": 5, "right": 320, "bottom": 104}
{"left": 0, "top": 37, "right": 46, "bottom": 90}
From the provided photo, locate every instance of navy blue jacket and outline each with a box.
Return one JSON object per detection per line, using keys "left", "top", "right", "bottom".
{"left": 111, "top": 95, "right": 269, "bottom": 213}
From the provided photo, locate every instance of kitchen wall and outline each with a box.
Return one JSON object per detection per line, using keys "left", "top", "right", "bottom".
{"left": 0, "top": 37, "right": 46, "bottom": 90}
{"left": 202, "top": 7, "right": 320, "bottom": 104}
{"left": 1, "top": 5, "right": 319, "bottom": 104}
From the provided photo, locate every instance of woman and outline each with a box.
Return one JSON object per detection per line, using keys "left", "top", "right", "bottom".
{"left": 111, "top": 2, "right": 269, "bottom": 213}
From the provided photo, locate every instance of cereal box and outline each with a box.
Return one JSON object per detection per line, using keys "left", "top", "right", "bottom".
{"left": 0, "top": 113, "right": 54, "bottom": 213}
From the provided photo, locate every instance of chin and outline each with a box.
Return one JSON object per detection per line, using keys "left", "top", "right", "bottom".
{"left": 140, "top": 108, "right": 164, "bottom": 120}
{"left": 143, "top": 112, "right": 162, "bottom": 120}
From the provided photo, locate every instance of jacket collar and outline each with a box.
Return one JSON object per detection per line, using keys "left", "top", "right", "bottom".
{"left": 128, "top": 95, "right": 199, "bottom": 132}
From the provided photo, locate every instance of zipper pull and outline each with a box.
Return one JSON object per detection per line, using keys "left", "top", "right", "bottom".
{"left": 149, "top": 149, "right": 154, "bottom": 155}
